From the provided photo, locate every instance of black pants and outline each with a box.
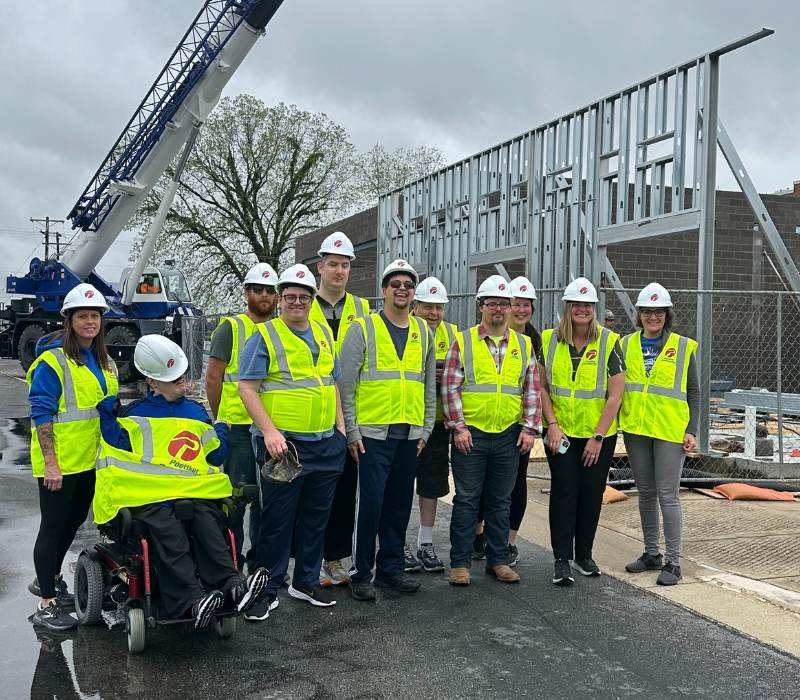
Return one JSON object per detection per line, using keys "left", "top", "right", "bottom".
{"left": 546, "top": 433, "right": 617, "bottom": 561}
{"left": 323, "top": 451, "right": 358, "bottom": 561}
{"left": 34, "top": 470, "right": 95, "bottom": 598}
{"left": 132, "top": 500, "right": 239, "bottom": 618}
{"left": 477, "top": 451, "right": 528, "bottom": 532}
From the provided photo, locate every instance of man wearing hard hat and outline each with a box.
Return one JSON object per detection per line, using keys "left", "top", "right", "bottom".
{"left": 339, "top": 259, "right": 437, "bottom": 602}
{"left": 94, "top": 335, "right": 269, "bottom": 629}
{"left": 309, "top": 231, "right": 370, "bottom": 588}
{"left": 405, "top": 276, "right": 458, "bottom": 573}
{"left": 205, "top": 262, "right": 278, "bottom": 571}
{"left": 443, "top": 275, "right": 541, "bottom": 587}
{"left": 238, "top": 264, "right": 347, "bottom": 618}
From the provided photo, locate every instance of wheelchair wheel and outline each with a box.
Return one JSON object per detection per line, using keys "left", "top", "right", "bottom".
{"left": 127, "top": 608, "right": 146, "bottom": 654}
{"left": 74, "top": 552, "right": 104, "bottom": 625}
{"left": 214, "top": 615, "right": 236, "bottom": 639}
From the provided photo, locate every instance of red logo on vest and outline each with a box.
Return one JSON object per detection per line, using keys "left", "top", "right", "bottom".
{"left": 84, "top": 290, "right": 94, "bottom": 299}
{"left": 650, "top": 293, "right": 659, "bottom": 302}
{"left": 580, "top": 287, "right": 588, "bottom": 295}
{"left": 296, "top": 270, "right": 305, "bottom": 278}
{"left": 430, "top": 286, "right": 438, "bottom": 294}
{"left": 168, "top": 432, "right": 202, "bottom": 461}
{"left": 585, "top": 349, "right": 597, "bottom": 360}
{"left": 166, "top": 358, "right": 175, "bottom": 369}
{"left": 333, "top": 239, "right": 343, "bottom": 248}
{"left": 262, "top": 270, "right": 271, "bottom": 279}
{"left": 665, "top": 348, "right": 677, "bottom": 358}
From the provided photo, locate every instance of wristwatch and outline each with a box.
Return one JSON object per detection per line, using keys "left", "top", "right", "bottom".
{"left": 592, "top": 433, "right": 604, "bottom": 443}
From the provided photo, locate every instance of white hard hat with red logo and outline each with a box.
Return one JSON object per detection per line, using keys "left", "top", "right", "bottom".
{"left": 277, "top": 264, "right": 317, "bottom": 294}
{"left": 60, "top": 283, "right": 110, "bottom": 316}
{"left": 134, "top": 334, "right": 188, "bottom": 382}
{"left": 243, "top": 262, "right": 278, "bottom": 287}
{"left": 381, "top": 259, "right": 419, "bottom": 285}
{"left": 636, "top": 282, "right": 673, "bottom": 308}
{"left": 510, "top": 276, "right": 537, "bottom": 300}
{"left": 415, "top": 276, "right": 449, "bottom": 304}
{"left": 476, "top": 275, "right": 513, "bottom": 300}
{"left": 318, "top": 231, "right": 355, "bottom": 260}
{"left": 562, "top": 277, "right": 599, "bottom": 303}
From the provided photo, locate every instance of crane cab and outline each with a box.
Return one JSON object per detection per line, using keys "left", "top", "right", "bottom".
{"left": 120, "top": 265, "right": 193, "bottom": 308}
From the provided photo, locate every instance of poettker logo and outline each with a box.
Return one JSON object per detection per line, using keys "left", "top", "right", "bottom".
{"left": 84, "top": 290, "right": 94, "bottom": 298}
{"left": 585, "top": 349, "right": 598, "bottom": 360}
{"left": 168, "top": 431, "right": 202, "bottom": 461}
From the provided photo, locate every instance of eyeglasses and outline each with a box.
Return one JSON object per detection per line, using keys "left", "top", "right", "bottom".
{"left": 483, "top": 301, "right": 511, "bottom": 310}
{"left": 388, "top": 280, "right": 415, "bottom": 290}
{"left": 640, "top": 309, "right": 667, "bottom": 317}
{"left": 248, "top": 285, "right": 276, "bottom": 295}
{"left": 282, "top": 294, "right": 313, "bottom": 305}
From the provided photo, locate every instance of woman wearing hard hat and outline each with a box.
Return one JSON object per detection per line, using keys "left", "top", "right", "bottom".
{"left": 26, "top": 283, "right": 119, "bottom": 630}
{"left": 539, "top": 278, "right": 625, "bottom": 585}
{"left": 620, "top": 283, "right": 699, "bottom": 586}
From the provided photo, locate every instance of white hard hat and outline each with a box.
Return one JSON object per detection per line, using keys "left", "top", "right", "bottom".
{"left": 318, "top": 231, "right": 355, "bottom": 260}
{"left": 415, "top": 276, "right": 449, "bottom": 304}
{"left": 277, "top": 264, "right": 317, "bottom": 294}
{"left": 243, "top": 262, "right": 278, "bottom": 287}
{"left": 381, "top": 259, "right": 419, "bottom": 285}
{"left": 510, "top": 276, "right": 537, "bottom": 300}
{"left": 476, "top": 275, "right": 513, "bottom": 300}
{"left": 134, "top": 334, "right": 188, "bottom": 382}
{"left": 636, "top": 282, "right": 673, "bottom": 308}
{"left": 61, "top": 283, "right": 110, "bottom": 316}
{"left": 562, "top": 277, "right": 599, "bottom": 303}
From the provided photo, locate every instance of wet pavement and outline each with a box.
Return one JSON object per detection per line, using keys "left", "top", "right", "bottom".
{"left": 2, "top": 358, "right": 800, "bottom": 699}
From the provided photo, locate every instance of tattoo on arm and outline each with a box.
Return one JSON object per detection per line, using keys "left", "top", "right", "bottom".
{"left": 37, "top": 422, "right": 56, "bottom": 460}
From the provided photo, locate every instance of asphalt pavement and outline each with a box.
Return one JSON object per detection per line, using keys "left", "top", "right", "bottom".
{"left": 1, "top": 358, "right": 799, "bottom": 699}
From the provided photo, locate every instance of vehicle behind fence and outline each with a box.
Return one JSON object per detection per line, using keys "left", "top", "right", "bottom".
{"left": 182, "top": 288, "right": 800, "bottom": 484}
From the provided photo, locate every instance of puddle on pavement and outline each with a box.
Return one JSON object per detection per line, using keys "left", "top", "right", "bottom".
{"left": 0, "top": 417, "right": 32, "bottom": 472}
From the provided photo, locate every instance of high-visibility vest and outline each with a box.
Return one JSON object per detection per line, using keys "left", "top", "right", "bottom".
{"left": 433, "top": 321, "right": 458, "bottom": 422}
{"left": 256, "top": 318, "right": 337, "bottom": 433}
{"left": 214, "top": 313, "right": 257, "bottom": 425}
{"left": 93, "top": 416, "right": 232, "bottom": 524}
{"left": 354, "top": 313, "right": 429, "bottom": 427}
{"left": 458, "top": 326, "right": 531, "bottom": 433}
{"left": 541, "top": 325, "right": 620, "bottom": 438}
{"left": 27, "top": 348, "right": 119, "bottom": 478}
{"left": 309, "top": 292, "right": 369, "bottom": 354}
{"left": 619, "top": 331, "right": 697, "bottom": 444}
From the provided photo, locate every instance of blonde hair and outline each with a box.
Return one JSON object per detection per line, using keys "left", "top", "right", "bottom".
{"left": 556, "top": 302, "right": 599, "bottom": 345}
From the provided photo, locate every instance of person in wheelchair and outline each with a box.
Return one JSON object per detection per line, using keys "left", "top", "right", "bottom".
{"left": 94, "top": 335, "right": 268, "bottom": 629}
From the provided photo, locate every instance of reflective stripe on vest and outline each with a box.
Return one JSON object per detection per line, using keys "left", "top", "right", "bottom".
{"left": 256, "top": 318, "right": 337, "bottom": 433}
{"left": 619, "top": 332, "right": 696, "bottom": 443}
{"left": 217, "top": 313, "right": 257, "bottom": 425}
{"left": 459, "top": 326, "right": 529, "bottom": 433}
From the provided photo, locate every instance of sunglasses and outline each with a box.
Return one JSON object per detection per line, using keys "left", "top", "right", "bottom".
{"left": 248, "top": 285, "right": 276, "bottom": 295}
{"left": 388, "top": 280, "right": 415, "bottom": 290}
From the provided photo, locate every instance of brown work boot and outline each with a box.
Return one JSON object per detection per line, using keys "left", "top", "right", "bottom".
{"left": 486, "top": 564, "right": 520, "bottom": 583}
{"left": 448, "top": 567, "right": 470, "bottom": 586}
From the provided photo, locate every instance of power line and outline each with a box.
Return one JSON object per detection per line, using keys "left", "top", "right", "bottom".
{"left": 30, "top": 216, "right": 66, "bottom": 260}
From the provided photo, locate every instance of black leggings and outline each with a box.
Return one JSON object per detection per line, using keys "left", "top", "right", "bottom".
{"left": 477, "top": 451, "right": 528, "bottom": 532}
{"left": 33, "top": 470, "right": 95, "bottom": 598}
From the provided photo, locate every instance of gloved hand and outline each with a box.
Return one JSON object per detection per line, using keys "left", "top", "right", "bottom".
{"left": 213, "top": 421, "right": 229, "bottom": 441}
{"left": 96, "top": 395, "right": 121, "bottom": 416}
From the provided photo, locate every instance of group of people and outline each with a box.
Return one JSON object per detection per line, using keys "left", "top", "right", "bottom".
{"left": 27, "top": 229, "right": 699, "bottom": 634}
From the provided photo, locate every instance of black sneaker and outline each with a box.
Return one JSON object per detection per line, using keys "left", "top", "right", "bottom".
{"left": 471, "top": 532, "right": 487, "bottom": 560}
{"left": 573, "top": 558, "right": 601, "bottom": 577}
{"left": 31, "top": 600, "right": 77, "bottom": 632}
{"left": 28, "top": 576, "right": 75, "bottom": 610}
{"left": 552, "top": 559, "right": 574, "bottom": 586}
{"left": 244, "top": 592, "right": 279, "bottom": 621}
{"left": 404, "top": 545, "right": 422, "bottom": 572}
{"left": 625, "top": 552, "right": 663, "bottom": 573}
{"left": 507, "top": 544, "right": 520, "bottom": 568}
{"left": 416, "top": 543, "right": 445, "bottom": 572}
{"left": 231, "top": 567, "right": 270, "bottom": 613}
{"left": 657, "top": 562, "right": 682, "bottom": 586}
{"left": 375, "top": 572, "right": 421, "bottom": 594}
{"left": 191, "top": 590, "right": 224, "bottom": 630}
{"left": 288, "top": 583, "right": 336, "bottom": 607}
{"left": 350, "top": 580, "right": 377, "bottom": 602}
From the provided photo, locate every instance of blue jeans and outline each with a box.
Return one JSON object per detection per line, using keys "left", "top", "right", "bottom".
{"left": 450, "top": 424, "right": 520, "bottom": 568}
{"left": 224, "top": 424, "right": 261, "bottom": 568}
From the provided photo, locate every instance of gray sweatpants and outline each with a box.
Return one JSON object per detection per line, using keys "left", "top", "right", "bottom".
{"left": 623, "top": 433, "right": 686, "bottom": 563}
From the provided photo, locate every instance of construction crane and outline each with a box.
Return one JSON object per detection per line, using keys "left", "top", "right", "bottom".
{"left": 0, "top": 0, "right": 285, "bottom": 380}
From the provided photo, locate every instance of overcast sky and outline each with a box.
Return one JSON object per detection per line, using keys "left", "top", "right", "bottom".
{"left": 1, "top": 0, "right": 798, "bottom": 298}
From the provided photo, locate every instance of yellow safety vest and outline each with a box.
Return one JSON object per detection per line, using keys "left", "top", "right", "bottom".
{"left": 354, "top": 313, "right": 428, "bottom": 427}
{"left": 541, "top": 326, "right": 620, "bottom": 438}
{"left": 27, "top": 348, "right": 119, "bottom": 478}
{"left": 257, "top": 318, "right": 337, "bottom": 433}
{"left": 433, "top": 321, "right": 458, "bottom": 422}
{"left": 458, "top": 326, "right": 531, "bottom": 433}
{"left": 214, "top": 313, "right": 257, "bottom": 425}
{"left": 309, "top": 292, "right": 369, "bottom": 354}
{"left": 619, "top": 332, "right": 697, "bottom": 444}
{"left": 93, "top": 416, "right": 232, "bottom": 524}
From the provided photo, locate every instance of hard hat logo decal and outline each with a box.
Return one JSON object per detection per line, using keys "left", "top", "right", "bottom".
{"left": 585, "top": 349, "right": 597, "bottom": 360}
{"left": 296, "top": 271, "right": 305, "bottom": 278}
{"left": 650, "top": 293, "right": 658, "bottom": 301}
{"left": 85, "top": 290, "right": 94, "bottom": 299}
{"left": 520, "top": 285, "right": 528, "bottom": 292}
{"left": 430, "top": 286, "right": 438, "bottom": 294}
{"left": 498, "top": 283, "right": 506, "bottom": 290}
{"left": 166, "top": 358, "right": 175, "bottom": 369}
{"left": 333, "top": 239, "right": 343, "bottom": 248}
{"left": 168, "top": 432, "right": 202, "bottom": 461}
{"left": 665, "top": 348, "right": 677, "bottom": 359}
{"left": 397, "top": 261, "right": 405, "bottom": 267}
{"left": 580, "top": 287, "right": 588, "bottom": 295}
{"left": 262, "top": 271, "right": 271, "bottom": 279}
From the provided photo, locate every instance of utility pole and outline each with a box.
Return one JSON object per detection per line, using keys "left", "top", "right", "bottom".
{"left": 30, "top": 217, "right": 65, "bottom": 260}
